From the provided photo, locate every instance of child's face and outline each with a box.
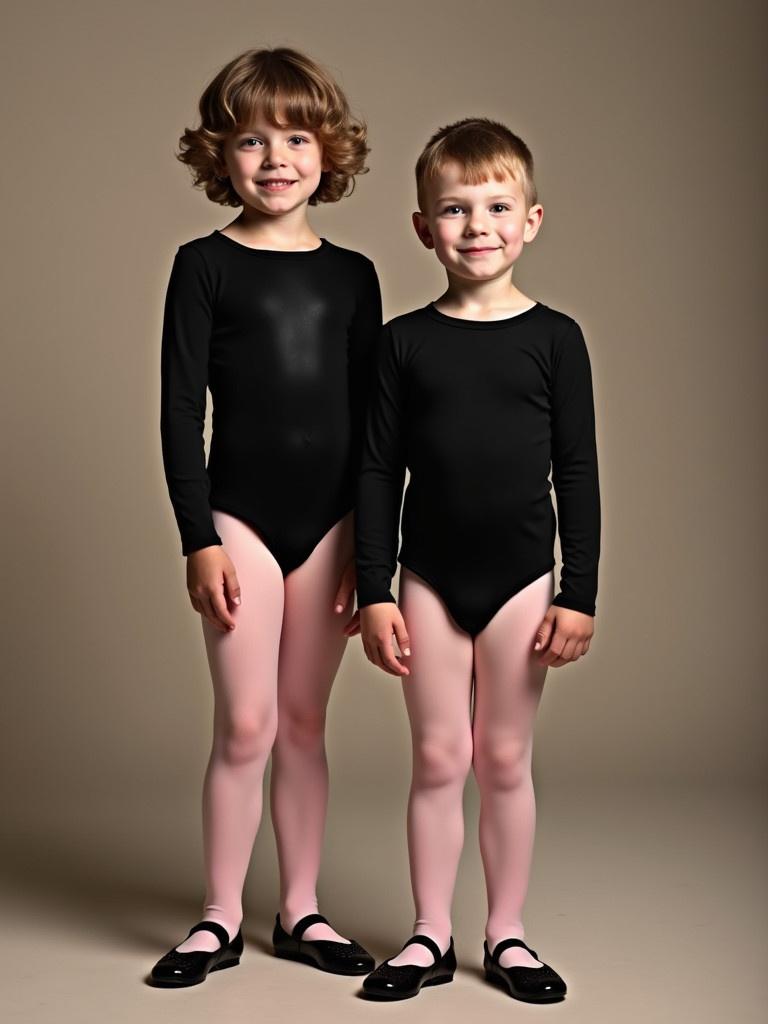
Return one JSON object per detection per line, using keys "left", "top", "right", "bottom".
{"left": 413, "top": 159, "right": 543, "bottom": 280}
{"left": 221, "top": 107, "right": 328, "bottom": 216}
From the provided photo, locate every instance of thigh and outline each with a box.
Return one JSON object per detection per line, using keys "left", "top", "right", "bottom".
{"left": 472, "top": 570, "right": 555, "bottom": 746}
{"left": 399, "top": 567, "right": 475, "bottom": 743}
{"left": 201, "top": 510, "right": 285, "bottom": 723}
{"left": 277, "top": 511, "right": 354, "bottom": 713}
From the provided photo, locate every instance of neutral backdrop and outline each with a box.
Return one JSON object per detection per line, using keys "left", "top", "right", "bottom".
{"left": 1, "top": 2, "right": 765, "bottom": 1022}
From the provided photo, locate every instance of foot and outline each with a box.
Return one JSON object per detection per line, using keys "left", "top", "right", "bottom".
{"left": 281, "top": 910, "right": 350, "bottom": 944}
{"left": 273, "top": 913, "right": 374, "bottom": 974}
{"left": 388, "top": 933, "right": 450, "bottom": 967}
{"left": 486, "top": 932, "right": 543, "bottom": 969}
{"left": 150, "top": 921, "right": 244, "bottom": 988}
{"left": 175, "top": 918, "right": 241, "bottom": 953}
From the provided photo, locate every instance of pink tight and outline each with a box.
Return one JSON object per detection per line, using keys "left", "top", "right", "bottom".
{"left": 387, "top": 566, "right": 554, "bottom": 971}
{"left": 175, "top": 509, "right": 354, "bottom": 954}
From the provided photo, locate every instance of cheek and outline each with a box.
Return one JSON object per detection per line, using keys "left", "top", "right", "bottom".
{"left": 435, "top": 222, "right": 462, "bottom": 248}
{"left": 295, "top": 148, "right": 323, "bottom": 174}
{"left": 499, "top": 222, "right": 525, "bottom": 246}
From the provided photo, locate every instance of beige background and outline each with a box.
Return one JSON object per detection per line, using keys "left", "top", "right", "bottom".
{"left": 1, "top": 1, "right": 766, "bottom": 1021}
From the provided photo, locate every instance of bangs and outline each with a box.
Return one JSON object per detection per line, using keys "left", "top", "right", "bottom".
{"left": 224, "top": 68, "right": 330, "bottom": 133}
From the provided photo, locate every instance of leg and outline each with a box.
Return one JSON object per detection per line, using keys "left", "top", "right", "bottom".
{"left": 176, "top": 510, "right": 284, "bottom": 953}
{"left": 387, "top": 567, "right": 475, "bottom": 967}
{"left": 472, "top": 570, "right": 554, "bottom": 969}
{"left": 270, "top": 511, "right": 355, "bottom": 943}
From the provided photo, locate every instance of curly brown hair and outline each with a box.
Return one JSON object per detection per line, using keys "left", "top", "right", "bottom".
{"left": 415, "top": 117, "right": 538, "bottom": 214}
{"left": 177, "top": 47, "right": 371, "bottom": 207}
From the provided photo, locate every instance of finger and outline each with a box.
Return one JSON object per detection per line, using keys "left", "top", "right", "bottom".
{"left": 533, "top": 617, "right": 554, "bottom": 652}
{"left": 224, "top": 569, "right": 241, "bottom": 607}
{"left": 199, "top": 595, "right": 228, "bottom": 633}
{"left": 377, "top": 637, "right": 409, "bottom": 676}
{"left": 559, "top": 637, "right": 578, "bottom": 662}
{"left": 342, "top": 611, "right": 360, "bottom": 637}
{"left": 211, "top": 590, "right": 236, "bottom": 631}
{"left": 333, "top": 582, "right": 350, "bottom": 613}
{"left": 393, "top": 623, "right": 411, "bottom": 657}
{"left": 190, "top": 595, "right": 203, "bottom": 614}
{"left": 538, "top": 631, "right": 567, "bottom": 666}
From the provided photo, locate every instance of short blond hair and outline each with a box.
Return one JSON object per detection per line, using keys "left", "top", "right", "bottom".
{"left": 177, "top": 46, "right": 370, "bottom": 207}
{"left": 415, "top": 117, "right": 537, "bottom": 213}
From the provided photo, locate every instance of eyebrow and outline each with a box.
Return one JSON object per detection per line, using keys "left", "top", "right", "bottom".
{"left": 436, "top": 194, "right": 517, "bottom": 204}
{"left": 237, "top": 127, "right": 311, "bottom": 136}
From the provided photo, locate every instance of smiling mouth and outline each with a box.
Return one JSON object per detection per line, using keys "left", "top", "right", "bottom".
{"left": 257, "top": 179, "right": 297, "bottom": 189}
{"left": 459, "top": 247, "right": 500, "bottom": 253}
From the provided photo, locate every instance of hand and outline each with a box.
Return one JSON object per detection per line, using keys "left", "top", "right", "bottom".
{"left": 360, "top": 603, "right": 411, "bottom": 676}
{"left": 533, "top": 605, "right": 594, "bottom": 667}
{"left": 186, "top": 545, "right": 241, "bottom": 633}
{"left": 333, "top": 557, "right": 359, "bottom": 635}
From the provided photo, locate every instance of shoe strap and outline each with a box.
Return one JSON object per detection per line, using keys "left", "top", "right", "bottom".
{"left": 187, "top": 920, "right": 231, "bottom": 947}
{"left": 402, "top": 934, "right": 442, "bottom": 964}
{"left": 291, "top": 912, "right": 330, "bottom": 941}
{"left": 490, "top": 937, "right": 538, "bottom": 962}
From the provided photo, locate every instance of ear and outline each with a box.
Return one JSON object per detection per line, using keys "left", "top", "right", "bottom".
{"left": 522, "top": 204, "right": 544, "bottom": 243}
{"left": 412, "top": 210, "right": 435, "bottom": 250}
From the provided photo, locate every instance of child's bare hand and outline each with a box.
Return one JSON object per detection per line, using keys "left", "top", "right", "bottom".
{"left": 186, "top": 546, "right": 241, "bottom": 633}
{"left": 360, "top": 604, "right": 411, "bottom": 676}
{"left": 534, "top": 605, "right": 594, "bottom": 667}
{"left": 333, "top": 557, "right": 359, "bottom": 635}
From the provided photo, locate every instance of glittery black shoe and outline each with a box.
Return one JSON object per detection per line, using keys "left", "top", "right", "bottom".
{"left": 149, "top": 920, "right": 243, "bottom": 987}
{"left": 272, "top": 913, "right": 374, "bottom": 975}
{"left": 362, "top": 935, "right": 456, "bottom": 1001}
{"left": 483, "top": 937, "right": 567, "bottom": 1002}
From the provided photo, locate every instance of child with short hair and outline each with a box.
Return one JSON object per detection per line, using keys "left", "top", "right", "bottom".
{"left": 353, "top": 117, "right": 601, "bottom": 1003}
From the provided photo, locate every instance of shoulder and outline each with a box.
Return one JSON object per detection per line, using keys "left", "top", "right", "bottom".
{"left": 168, "top": 233, "right": 218, "bottom": 272}
{"left": 533, "top": 302, "right": 590, "bottom": 350}
{"left": 385, "top": 305, "right": 430, "bottom": 336}
{"left": 529, "top": 302, "right": 579, "bottom": 335}
{"left": 322, "top": 241, "right": 380, "bottom": 287}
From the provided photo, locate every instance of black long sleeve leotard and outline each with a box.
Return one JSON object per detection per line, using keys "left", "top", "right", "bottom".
{"left": 160, "top": 229, "right": 382, "bottom": 572}
{"left": 355, "top": 301, "right": 601, "bottom": 637}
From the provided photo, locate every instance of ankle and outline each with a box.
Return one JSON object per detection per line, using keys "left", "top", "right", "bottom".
{"left": 280, "top": 902, "right": 319, "bottom": 930}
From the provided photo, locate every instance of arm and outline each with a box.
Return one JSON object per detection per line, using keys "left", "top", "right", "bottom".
{"left": 159, "top": 245, "right": 222, "bottom": 556}
{"left": 550, "top": 319, "right": 601, "bottom": 616}
{"left": 347, "top": 256, "right": 384, "bottom": 476}
{"left": 355, "top": 323, "right": 407, "bottom": 609}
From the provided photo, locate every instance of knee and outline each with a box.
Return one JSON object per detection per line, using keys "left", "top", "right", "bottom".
{"left": 217, "top": 713, "right": 277, "bottom": 766}
{"left": 274, "top": 705, "right": 327, "bottom": 752}
{"left": 413, "top": 734, "right": 473, "bottom": 789}
{"left": 474, "top": 739, "right": 532, "bottom": 791}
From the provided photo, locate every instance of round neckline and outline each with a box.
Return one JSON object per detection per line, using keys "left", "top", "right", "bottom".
{"left": 424, "top": 300, "right": 543, "bottom": 329}
{"left": 212, "top": 229, "right": 329, "bottom": 257}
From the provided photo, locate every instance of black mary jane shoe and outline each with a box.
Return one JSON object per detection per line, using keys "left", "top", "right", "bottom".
{"left": 362, "top": 934, "right": 456, "bottom": 1001}
{"left": 149, "top": 920, "right": 243, "bottom": 988}
{"left": 483, "top": 937, "right": 567, "bottom": 1003}
{"left": 272, "top": 912, "right": 374, "bottom": 975}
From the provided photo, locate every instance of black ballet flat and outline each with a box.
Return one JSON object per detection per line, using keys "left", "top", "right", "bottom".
{"left": 149, "top": 920, "right": 243, "bottom": 987}
{"left": 483, "top": 937, "right": 567, "bottom": 1002}
{"left": 272, "top": 913, "right": 374, "bottom": 975}
{"left": 362, "top": 934, "right": 456, "bottom": 1001}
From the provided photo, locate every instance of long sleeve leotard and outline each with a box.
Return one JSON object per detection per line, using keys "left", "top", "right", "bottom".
{"left": 354, "top": 301, "right": 601, "bottom": 636}
{"left": 160, "top": 229, "right": 382, "bottom": 572}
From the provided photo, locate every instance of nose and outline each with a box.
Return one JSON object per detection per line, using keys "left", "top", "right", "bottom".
{"left": 261, "top": 143, "right": 289, "bottom": 168}
{"left": 465, "top": 209, "right": 489, "bottom": 236}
